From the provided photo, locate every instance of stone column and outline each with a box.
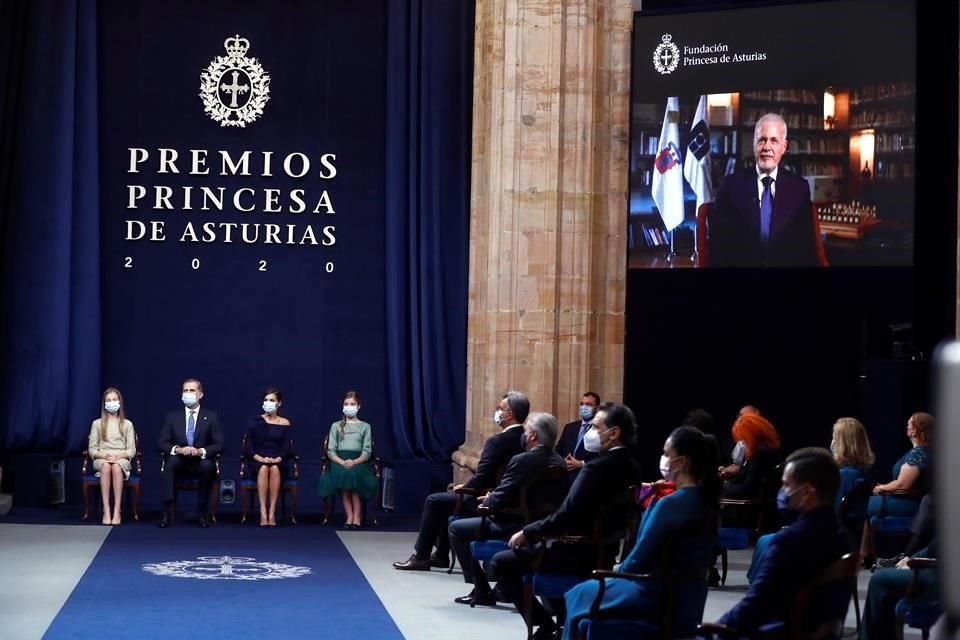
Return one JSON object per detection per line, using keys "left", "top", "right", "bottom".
{"left": 453, "top": 0, "right": 633, "bottom": 480}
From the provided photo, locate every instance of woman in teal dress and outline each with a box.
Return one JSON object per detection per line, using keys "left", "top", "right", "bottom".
{"left": 860, "top": 412, "right": 933, "bottom": 561}
{"left": 561, "top": 426, "right": 720, "bottom": 639}
{"left": 317, "top": 391, "right": 378, "bottom": 528}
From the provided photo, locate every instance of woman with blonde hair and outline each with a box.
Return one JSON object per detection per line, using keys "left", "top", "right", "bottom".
{"left": 87, "top": 387, "right": 137, "bottom": 525}
{"left": 831, "top": 417, "right": 875, "bottom": 508}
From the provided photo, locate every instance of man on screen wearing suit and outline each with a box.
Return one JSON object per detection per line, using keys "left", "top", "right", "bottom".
{"left": 157, "top": 378, "right": 224, "bottom": 528}
{"left": 393, "top": 390, "right": 528, "bottom": 571}
{"left": 555, "top": 392, "right": 600, "bottom": 477}
{"left": 709, "top": 113, "right": 822, "bottom": 268}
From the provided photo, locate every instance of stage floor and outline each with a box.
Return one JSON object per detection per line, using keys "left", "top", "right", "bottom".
{"left": 0, "top": 520, "right": 904, "bottom": 639}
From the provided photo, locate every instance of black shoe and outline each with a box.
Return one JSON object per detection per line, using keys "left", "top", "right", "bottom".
{"left": 158, "top": 514, "right": 169, "bottom": 528}
{"left": 429, "top": 552, "right": 450, "bottom": 568}
{"left": 393, "top": 554, "right": 432, "bottom": 570}
{"left": 532, "top": 624, "right": 559, "bottom": 640}
{"left": 197, "top": 515, "right": 209, "bottom": 528}
{"left": 862, "top": 555, "right": 876, "bottom": 571}
{"left": 455, "top": 588, "right": 497, "bottom": 606}
{"left": 492, "top": 585, "right": 510, "bottom": 603}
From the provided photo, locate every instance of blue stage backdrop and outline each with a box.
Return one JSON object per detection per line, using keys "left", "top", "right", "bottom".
{"left": 0, "top": 0, "right": 474, "bottom": 501}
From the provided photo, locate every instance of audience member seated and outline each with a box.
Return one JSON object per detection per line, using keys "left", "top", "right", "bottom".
{"left": 562, "top": 425, "right": 720, "bottom": 640}
{"left": 718, "top": 405, "right": 761, "bottom": 479}
{"left": 556, "top": 392, "right": 601, "bottom": 478}
{"left": 318, "top": 391, "right": 378, "bottom": 529}
{"left": 87, "top": 387, "right": 137, "bottom": 525}
{"left": 157, "top": 377, "right": 224, "bottom": 528}
{"left": 244, "top": 387, "right": 292, "bottom": 527}
{"left": 859, "top": 538, "right": 939, "bottom": 640}
{"left": 747, "top": 416, "right": 875, "bottom": 582}
{"left": 721, "top": 412, "right": 780, "bottom": 502}
{"left": 486, "top": 402, "right": 644, "bottom": 640}
{"left": 392, "top": 390, "right": 528, "bottom": 571}
{"left": 449, "top": 412, "right": 568, "bottom": 606}
{"left": 860, "top": 412, "right": 933, "bottom": 563}
{"left": 714, "top": 447, "right": 850, "bottom": 634}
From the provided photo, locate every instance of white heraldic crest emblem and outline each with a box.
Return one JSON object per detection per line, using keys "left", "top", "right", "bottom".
{"left": 200, "top": 35, "right": 271, "bottom": 127}
{"left": 652, "top": 34, "right": 680, "bottom": 75}
{"left": 143, "top": 556, "right": 311, "bottom": 581}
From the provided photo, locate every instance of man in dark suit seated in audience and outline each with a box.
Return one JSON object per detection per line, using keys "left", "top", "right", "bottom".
{"left": 555, "top": 392, "right": 600, "bottom": 479}
{"left": 393, "top": 390, "right": 528, "bottom": 571}
{"left": 715, "top": 447, "right": 850, "bottom": 633}
{"left": 487, "top": 402, "right": 644, "bottom": 639}
{"left": 449, "top": 411, "right": 568, "bottom": 605}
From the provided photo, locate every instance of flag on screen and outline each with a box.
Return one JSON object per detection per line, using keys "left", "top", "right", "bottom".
{"left": 651, "top": 96, "right": 684, "bottom": 231}
{"left": 683, "top": 95, "right": 715, "bottom": 208}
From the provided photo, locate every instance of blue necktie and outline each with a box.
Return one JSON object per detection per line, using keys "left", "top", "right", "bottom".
{"left": 187, "top": 411, "right": 196, "bottom": 446}
{"left": 759, "top": 176, "right": 774, "bottom": 243}
{"left": 574, "top": 422, "right": 590, "bottom": 455}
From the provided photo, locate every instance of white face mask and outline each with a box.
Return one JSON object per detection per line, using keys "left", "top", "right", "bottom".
{"left": 583, "top": 428, "right": 603, "bottom": 453}
{"left": 343, "top": 405, "right": 359, "bottom": 418}
{"left": 104, "top": 400, "right": 120, "bottom": 414}
{"left": 659, "top": 455, "right": 674, "bottom": 482}
{"left": 182, "top": 392, "right": 198, "bottom": 407}
{"left": 494, "top": 409, "right": 503, "bottom": 426}
{"left": 262, "top": 401, "right": 278, "bottom": 414}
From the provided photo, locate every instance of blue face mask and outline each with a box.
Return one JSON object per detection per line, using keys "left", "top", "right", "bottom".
{"left": 776, "top": 486, "right": 800, "bottom": 512}
{"left": 579, "top": 404, "right": 594, "bottom": 421}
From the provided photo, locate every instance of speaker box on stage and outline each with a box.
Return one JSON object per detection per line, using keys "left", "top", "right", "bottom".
{"left": 220, "top": 479, "right": 236, "bottom": 504}
{"left": 380, "top": 465, "right": 395, "bottom": 511}
{"left": 48, "top": 459, "right": 66, "bottom": 505}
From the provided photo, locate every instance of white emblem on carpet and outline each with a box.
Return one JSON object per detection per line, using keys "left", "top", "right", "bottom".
{"left": 143, "top": 555, "right": 311, "bottom": 580}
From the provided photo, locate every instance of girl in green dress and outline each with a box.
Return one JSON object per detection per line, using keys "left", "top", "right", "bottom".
{"left": 318, "top": 391, "right": 378, "bottom": 528}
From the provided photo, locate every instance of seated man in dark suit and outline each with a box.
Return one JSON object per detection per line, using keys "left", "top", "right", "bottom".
{"left": 710, "top": 113, "right": 823, "bottom": 268}
{"left": 157, "top": 378, "right": 224, "bottom": 528}
{"left": 487, "top": 402, "right": 644, "bottom": 639}
{"left": 393, "top": 390, "right": 528, "bottom": 570}
{"left": 449, "top": 411, "right": 568, "bottom": 605}
{"left": 716, "top": 447, "right": 850, "bottom": 633}
{"left": 860, "top": 538, "right": 938, "bottom": 640}
{"left": 555, "top": 392, "right": 600, "bottom": 478}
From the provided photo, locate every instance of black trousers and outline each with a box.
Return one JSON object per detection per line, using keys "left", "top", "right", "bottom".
{"left": 162, "top": 455, "right": 216, "bottom": 512}
{"left": 448, "top": 515, "right": 519, "bottom": 584}
{"left": 413, "top": 491, "right": 476, "bottom": 559}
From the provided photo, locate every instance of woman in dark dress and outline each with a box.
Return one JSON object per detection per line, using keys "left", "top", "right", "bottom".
{"left": 245, "top": 388, "right": 292, "bottom": 526}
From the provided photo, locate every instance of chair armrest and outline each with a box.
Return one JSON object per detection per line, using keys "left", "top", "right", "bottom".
{"left": 476, "top": 505, "right": 491, "bottom": 515}
{"left": 291, "top": 454, "right": 300, "bottom": 480}
{"left": 591, "top": 569, "right": 656, "bottom": 581}
{"left": 81, "top": 451, "right": 90, "bottom": 475}
{"left": 697, "top": 623, "right": 740, "bottom": 640}
{"left": 541, "top": 535, "right": 590, "bottom": 544}
{"left": 720, "top": 498, "right": 760, "bottom": 506}
{"left": 133, "top": 450, "right": 142, "bottom": 476}
{"left": 907, "top": 557, "right": 938, "bottom": 570}
{"left": 454, "top": 487, "right": 486, "bottom": 497}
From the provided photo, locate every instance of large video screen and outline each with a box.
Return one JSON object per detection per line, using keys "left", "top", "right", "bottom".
{"left": 630, "top": 0, "right": 916, "bottom": 269}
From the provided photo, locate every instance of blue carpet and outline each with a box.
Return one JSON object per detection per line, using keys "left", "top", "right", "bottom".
{"left": 44, "top": 524, "right": 404, "bottom": 639}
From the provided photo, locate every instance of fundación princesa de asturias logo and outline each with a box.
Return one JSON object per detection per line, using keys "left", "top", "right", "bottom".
{"left": 199, "top": 35, "right": 271, "bottom": 127}
{"left": 652, "top": 34, "right": 680, "bottom": 75}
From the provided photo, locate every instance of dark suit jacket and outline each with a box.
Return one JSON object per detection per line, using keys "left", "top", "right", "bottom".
{"left": 464, "top": 424, "right": 525, "bottom": 490}
{"left": 484, "top": 445, "right": 568, "bottom": 525}
{"left": 718, "top": 505, "right": 850, "bottom": 632}
{"left": 523, "top": 447, "right": 643, "bottom": 542}
{"left": 723, "top": 446, "right": 780, "bottom": 499}
{"left": 157, "top": 407, "right": 225, "bottom": 456}
{"left": 555, "top": 420, "right": 599, "bottom": 464}
{"left": 710, "top": 168, "right": 819, "bottom": 267}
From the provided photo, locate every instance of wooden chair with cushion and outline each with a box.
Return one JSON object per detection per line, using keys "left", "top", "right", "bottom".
{"left": 81, "top": 433, "right": 143, "bottom": 521}
{"left": 159, "top": 452, "right": 221, "bottom": 524}
{"left": 238, "top": 433, "right": 300, "bottom": 524}
{"left": 319, "top": 434, "right": 383, "bottom": 526}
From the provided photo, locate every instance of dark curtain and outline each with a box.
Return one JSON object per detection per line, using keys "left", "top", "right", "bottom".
{"left": 0, "top": 0, "right": 101, "bottom": 452}
{"left": 384, "top": 0, "right": 474, "bottom": 459}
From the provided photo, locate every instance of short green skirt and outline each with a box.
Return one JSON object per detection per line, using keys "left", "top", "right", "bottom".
{"left": 317, "top": 450, "right": 379, "bottom": 500}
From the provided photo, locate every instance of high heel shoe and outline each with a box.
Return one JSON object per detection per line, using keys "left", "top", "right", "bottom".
{"left": 111, "top": 514, "right": 121, "bottom": 525}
